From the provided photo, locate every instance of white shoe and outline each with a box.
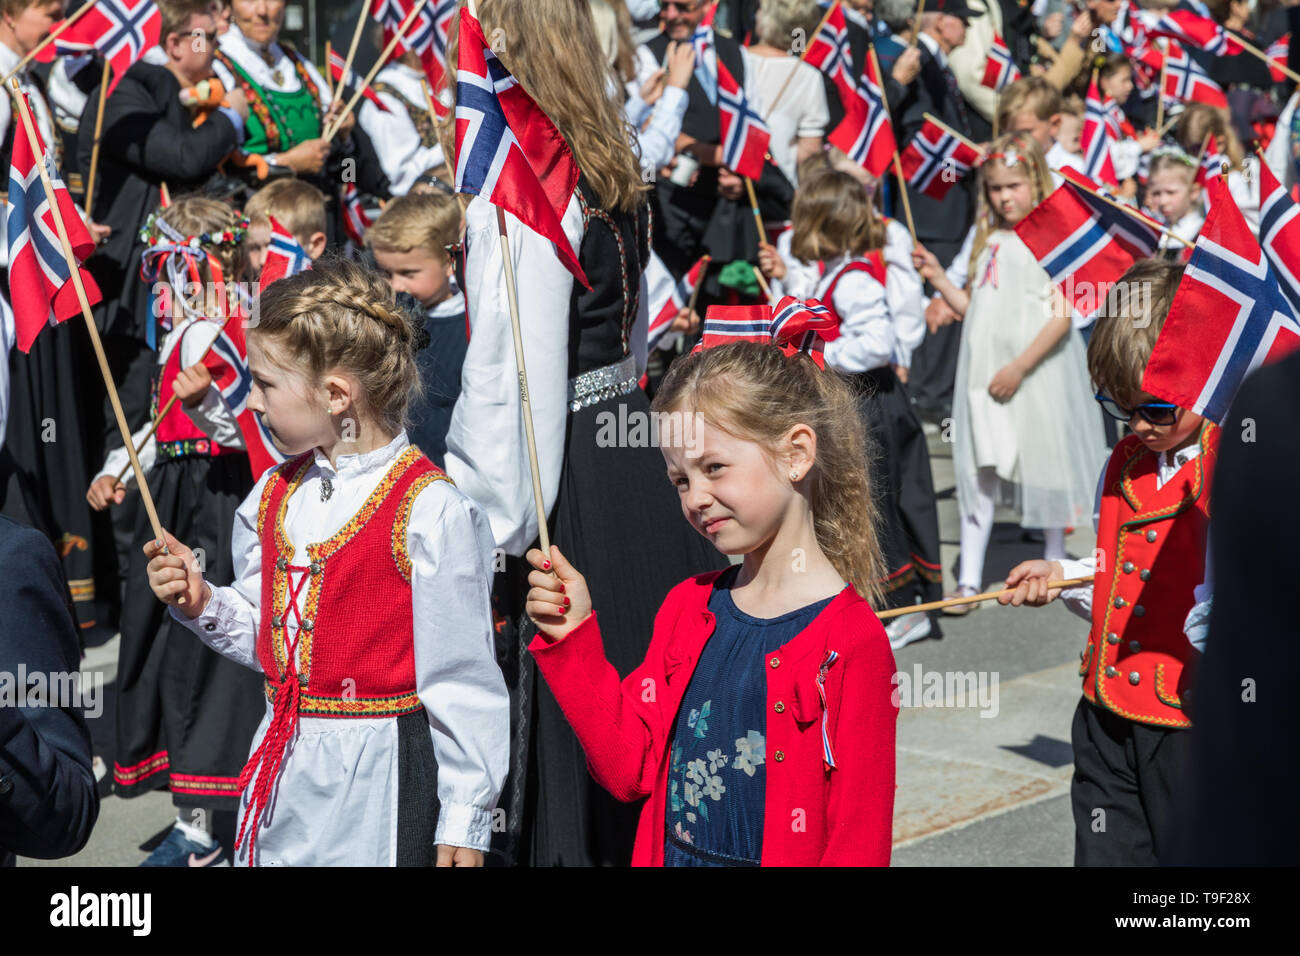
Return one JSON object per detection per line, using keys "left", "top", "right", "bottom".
{"left": 885, "top": 612, "right": 933, "bottom": 651}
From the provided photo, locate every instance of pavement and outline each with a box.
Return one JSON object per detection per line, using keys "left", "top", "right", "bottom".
{"left": 20, "top": 424, "right": 1095, "bottom": 867}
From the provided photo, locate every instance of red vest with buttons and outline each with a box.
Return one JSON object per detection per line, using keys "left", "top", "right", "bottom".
{"left": 1080, "top": 423, "right": 1218, "bottom": 728}
{"left": 253, "top": 445, "right": 451, "bottom": 717}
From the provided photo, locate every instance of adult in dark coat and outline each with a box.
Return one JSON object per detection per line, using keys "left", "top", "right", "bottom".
{"left": 894, "top": 0, "right": 979, "bottom": 420}
{"left": 1164, "top": 352, "right": 1300, "bottom": 866}
{"left": 0, "top": 515, "right": 99, "bottom": 867}
{"left": 76, "top": 0, "right": 247, "bottom": 613}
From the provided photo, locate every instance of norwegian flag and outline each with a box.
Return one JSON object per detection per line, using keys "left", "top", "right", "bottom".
{"left": 453, "top": 8, "right": 586, "bottom": 287}
{"left": 1015, "top": 171, "right": 1161, "bottom": 325}
{"left": 831, "top": 50, "right": 895, "bottom": 177}
{"left": 1267, "top": 33, "right": 1290, "bottom": 83}
{"left": 701, "top": 1, "right": 718, "bottom": 27}
{"left": 1142, "top": 178, "right": 1300, "bottom": 423}
{"left": 804, "top": 1, "right": 854, "bottom": 93}
{"left": 372, "top": 0, "right": 458, "bottom": 104}
{"left": 1161, "top": 41, "right": 1227, "bottom": 110}
{"left": 717, "top": 58, "right": 771, "bottom": 181}
{"left": 1127, "top": 38, "right": 1164, "bottom": 93}
{"left": 647, "top": 254, "right": 709, "bottom": 351}
{"left": 341, "top": 182, "right": 374, "bottom": 247}
{"left": 1146, "top": 8, "right": 1242, "bottom": 57}
{"left": 980, "top": 32, "right": 1021, "bottom": 92}
{"left": 899, "top": 117, "right": 981, "bottom": 200}
{"left": 1081, "top": 76, "right": 1118, "bottom": 188}
{"left": 258, "top": 216, "right": 312, "bottom": 292}
{"left": 1257, "top": 159, "right": 1300, "bottom": 317}
{"left": 6, "top": 96, "right": 103, "bottom": 353}
{"left": 54, "top": 0, "right": 160, "bottom": 96}
{"left": 201, "top": 314, "right": 287, "bottom": 479}
{"left": 328, "top": 46, "right": 389, "bottom": 113}
{"left": 697, "top": 297, "right": 838, "bottom": 366}
{"left": 1196, "top": 136, "right": 1229, "bottom": 187}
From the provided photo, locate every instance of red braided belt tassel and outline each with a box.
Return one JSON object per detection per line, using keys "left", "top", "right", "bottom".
{"left": 234, "top": 670, "right": 301, "bottom": 866}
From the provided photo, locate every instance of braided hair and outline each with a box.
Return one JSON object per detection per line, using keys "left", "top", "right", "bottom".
{"left": 252, "top": 257, "right": 423, "bottom": 434}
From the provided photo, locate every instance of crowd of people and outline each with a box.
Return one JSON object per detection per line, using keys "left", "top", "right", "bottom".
{"left": 1, "top": 0, "right": 1297, "bottom": 869}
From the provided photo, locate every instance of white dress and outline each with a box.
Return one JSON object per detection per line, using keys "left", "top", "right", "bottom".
{"left": 952, "top": 230, "right": 1107, "bottom": 529}
{"left": 172, "top": 431, "right": 509, "bottom": 865}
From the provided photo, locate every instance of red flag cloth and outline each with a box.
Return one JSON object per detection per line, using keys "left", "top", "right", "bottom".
{"left": 54, "top": 0, "right": 161, "bottom": 97}
{"left": 1146, "top": 8, "right": 1243, "bottom": 57}
{"left": 1142, "top": 178, "right": 1300, "bottom": 423}
{"left": 341, "top": 182, "right": 374, "bottom": 246}
{"left": 1257, "top": 159, "right": 1300, "bottom": 317}
{"left": 1081, "top": 75, "right": 1118, "bottom": 188}
{"left": 716, "top": 57, "right": 771, "bottom": 181}
{"left": 5, "top": 95, "right": 102, "bottom": 352}
{"left": 371, "top": 0, "right": 458, "bottom": 111}
{"left": 216, "top": 301, "right": 288, "bottom": 480}
{"left": 258, "top": 216, "right": 312, "bottom": 292}
{"left": 1161, "top": 41, "right": 1228, "bottom": 110}
{"left": 1267, "top": 33, "right": 1290, "bottom": 83}
{"left": 980, "top": 32, "right": 1021, "bottom": 91}
{"left": 648, "top": 254, "right": 709, "bottom": 351}
{"left": 830, "top": 46, "right": 896, "bottom": 177}
{"left": 804, "top": 1, "right": 854, "bottom": 95}
{"left": 328, "top": 47, "right": 389, "bottom": 112}
{"left": 452, "top": 8, "right": 587, "bottom": 287}
{"left": 899, "top": 117, "right": 980, "bottom": 200}
{"left": 1015, "top": 172, "right": 1161, "bottom": 325}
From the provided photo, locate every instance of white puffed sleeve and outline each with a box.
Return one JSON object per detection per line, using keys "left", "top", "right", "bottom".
{"left": 822, "top": 270, "right": 893, "bottom": 374}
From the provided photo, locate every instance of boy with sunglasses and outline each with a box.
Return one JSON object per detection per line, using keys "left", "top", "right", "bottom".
{"left": 997, "top": 260, "right": 1216, "bottom": 866}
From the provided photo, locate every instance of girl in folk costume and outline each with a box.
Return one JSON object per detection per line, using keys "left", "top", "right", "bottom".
{"left": 146, "top": 260, "right": 508, "bottom": 866}
{"left": 0, "top": 0, "right": 102, "bottom": 627}
{"left": 360, "top": 46, "right": 447, "bottom": 197}
{"left": 1174, "top": 103, "right": 1260, "bottom": 231}
{"left": 85, "top": 197, "right": 265, "bottom": 865}
{"left": 1144, "top": 148, "right": 1204, "bottom": 261}
{"left": 442, "top": 0, "right": 724, "bottom": 867}
{"left": 524, "top": 340, "right": 899, "bottom": 867}
{"left": 759, "top": 163, "right": 942, "bottom": 651}
{"left": 914, "top": 132, "right": 1107, "bottom": 610}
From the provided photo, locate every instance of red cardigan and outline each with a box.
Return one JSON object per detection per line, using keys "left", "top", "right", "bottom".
{"left": 529, "top": 570, "right": 898, "bottom": 866}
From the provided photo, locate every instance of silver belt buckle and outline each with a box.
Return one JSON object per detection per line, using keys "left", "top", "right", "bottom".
{"left": 567, "top": 354, "right": 638, "bottom": 412}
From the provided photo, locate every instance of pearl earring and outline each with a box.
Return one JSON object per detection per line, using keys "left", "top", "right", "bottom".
{"left": 790, "top": 471, "right": 799, "bottom": 481}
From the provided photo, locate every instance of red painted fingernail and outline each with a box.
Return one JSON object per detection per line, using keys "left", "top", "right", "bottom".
{"left": 558, "top": 583, "right": 565, "bottom": 594}
{"left": 542, "top": 560, "right": 551, "bottom": 570}
{"left": 557, "top": 604, "right": 566, "bottom": 614}
{"left": 564, "top": 597, "right": 570, "bottom": 607}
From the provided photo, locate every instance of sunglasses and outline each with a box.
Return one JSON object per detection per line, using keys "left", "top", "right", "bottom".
{"left": 1094, "top": 393, "right": 1180, "bottom": 426}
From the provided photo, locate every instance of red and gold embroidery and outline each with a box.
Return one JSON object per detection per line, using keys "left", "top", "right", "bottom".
{"left": 391, "top": 471, "right": 456, "bottom": 582}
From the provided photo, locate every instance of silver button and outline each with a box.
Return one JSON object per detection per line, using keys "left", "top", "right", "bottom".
{"left": 204, "top": 622, "right": 216, "bottom": 632}
{"left": 1105, "top": 666, "right": 1118, "bottom": 678}
{"left": 1122, "top": 561, "right": 1134, "bottom": 573}
{"left": 769, "top": 657, "right": 780, "bottom": 669}
{"left": 1128, "top": 671, "right": 1140, "bottom": 685}
{"left": 276, "top": 556, "right": 288, "bottom": 570}
{"left": 1133, "top": 605, "right": 1145, "bottom": 617}
{"left": 310, "top": 561, "right": 322, "bottom": 575}
{"left": 302, "top": 618, "right": 314, "bottom": 631}
{"left": 1106, "top": 632, "right": 1120, "bottom": 645}
{"left": 1113, "top": 597, "right": 1126, "bottom": 609}
{"left": 1139, "top": 569, "right": 1151, "bottom": 582}
{"left": 271, "top": 614, "right": 283, "bottom": 627}
{"left": 1129, "top": 641, "right": 1141, "bottom": 652}
{"left": 1146, "top": 530, "right": 1158, "bottom": 542}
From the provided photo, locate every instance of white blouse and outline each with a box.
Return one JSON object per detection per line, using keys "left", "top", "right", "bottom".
{"left": 359, "top": 62, "right": 447, "bottom": 196}
{"left": 213, "top": 23, "right": 332, "bottom": 105}
{"left": 171, "top": 431, "right": 509, "bottom": 863}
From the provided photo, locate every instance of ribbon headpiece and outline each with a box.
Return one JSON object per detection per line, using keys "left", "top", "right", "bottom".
{"left": 695, "top": 296, "right": 840, "bottom": 368}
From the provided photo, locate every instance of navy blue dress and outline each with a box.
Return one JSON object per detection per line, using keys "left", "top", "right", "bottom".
{"left": 663, "top": 566, "right": 834, "bottom": 867}
{"left": 408, "top": 296, "right": 468, "bottom": 469}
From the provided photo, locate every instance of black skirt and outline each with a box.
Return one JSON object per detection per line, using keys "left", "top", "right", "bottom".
{"left": 113, "top": 452, "right": 265, "bottom": 811}
{"left": 494, "top": 386, "right": 727, "bottom": 867}
{"left": 854, "top": 367, "right": 944, "bottom": 612}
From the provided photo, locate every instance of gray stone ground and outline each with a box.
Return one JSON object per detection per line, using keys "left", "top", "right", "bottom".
{"left": 21, "top": 427, "right": 1092, "bottom": 867}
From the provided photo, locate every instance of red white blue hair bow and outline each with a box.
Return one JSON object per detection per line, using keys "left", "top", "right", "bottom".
{"left": 695, "top": 296, "right": 840, "bottom": 368}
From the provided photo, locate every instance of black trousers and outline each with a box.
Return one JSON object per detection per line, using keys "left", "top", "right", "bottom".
{"left": 1070, "top": 697, "right": 1192, "bottom": 866}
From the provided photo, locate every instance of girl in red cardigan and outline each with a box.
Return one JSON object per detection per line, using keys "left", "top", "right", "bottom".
{"left": 524, "top": 340, "right": 898, "bottom": 866}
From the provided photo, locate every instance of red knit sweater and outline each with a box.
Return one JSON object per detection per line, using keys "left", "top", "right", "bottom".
{"left": 529, "top": 570, "right": 898, "bottom": 866}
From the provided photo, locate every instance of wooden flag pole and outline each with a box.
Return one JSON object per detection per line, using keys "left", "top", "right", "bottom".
{"left": 685, "top": 255, "right": 710, "bottom": 317}
{"left": 7, "top": 79, "right": 168, "bottom": 561}
{"left": 83, "top": 59, "right": 111, "bottom": 216}
{"left": 1052, "top": 167, "right": 1196, "bottom": 248}
{"left": 324, "top": 40, "right": 335, "bottom": 98}
{"left": 3, "top": 0, "right": 98, "bottom": 83}
{"left": 876, "top": 576, "right": 1095, "bottom": 618}
{"left": 764, "top": 0, "right": 840, "bottom": 119}
{"left": 324, "top": 0, "right": 432, "bottom": 140}
{"left": 752, "top": 265, "right": 775, "bottom": 303}
{"left": 921, "top": 111, "right": 984, "bottom": 155}
{"left": 333, "top": 4, "right": 373, "bottom": 102}
{"left": 743, "top": 175, "right": 765, "bottom": 241}
{"left": 1227, "top": 29, "right": 1300, "bottom": 86}
{"left": 911, "top": 0, "right": 926, "bottom": 46}
{"left": 869, "top": 45, "right": 916, "bottom": 242}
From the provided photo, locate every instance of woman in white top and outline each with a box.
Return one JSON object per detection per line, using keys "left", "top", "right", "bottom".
{"left": 745, "top": 0, "right": 830, "bottom": 187}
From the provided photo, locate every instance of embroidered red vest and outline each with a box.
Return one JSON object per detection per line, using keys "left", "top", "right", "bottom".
{"left": 1080, "top": 423, "right": 1218, "bottom": 729}
{"left": 253, "top": 444, "right": 451, "bottom": 717}
{"left": 154, "top": 323, "right": 241, "bottom": 460}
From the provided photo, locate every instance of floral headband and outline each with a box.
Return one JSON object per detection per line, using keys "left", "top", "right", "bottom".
{"left": 1147, "top": 144, "right": 1196, "bottom": 169}
{"left": 138, "top": 210, "right": 249, "bottom": 250}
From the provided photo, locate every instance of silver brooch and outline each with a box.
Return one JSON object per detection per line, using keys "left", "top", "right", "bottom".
{"left": 320, "top": 476, "right": 334, "bottom": 502}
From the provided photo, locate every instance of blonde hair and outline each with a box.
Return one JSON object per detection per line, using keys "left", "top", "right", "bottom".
{"left": 1087, "top": 259, "right": 1184, "bottom": 407}
{"left": 650, "top": 343, "right": 885, "bottom": 606}
{"left": 155, "top": 0, "right": 213, "bottom": 40}
{"left": 367, "top": 191, "right": 460, "bottom": 259}
{"left": 1147, "top": 149, "right": 1197, "bottom": 186}
{"left": 150, "top": 194, "right": 245, "bottom": 282}
{"left": 790, "top": 169, "right": 886, "bottom": 263}
{"left": 251, "top": 259, "right": 420, "bottom": 433}
{"left": 244, "top": 179, "right": 327, "bottom": 247}
{"left": 755, "top": 0, "right": 823, "bottom": 48}
{"left": 1174, "top": 102, "right": 1245, "bottom": 171}
{"left": 968, "top": 131, "right": 1053, "bottom": 284}
{"left": 445, "top": 0, "right": 646, "bottom": 213}
{"left": 996, "top": 76, "right": 1062, "bottom": 130}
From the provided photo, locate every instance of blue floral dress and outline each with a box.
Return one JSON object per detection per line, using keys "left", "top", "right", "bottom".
{"left": 664, "top": 567, "right": 834, "bottom": 866}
